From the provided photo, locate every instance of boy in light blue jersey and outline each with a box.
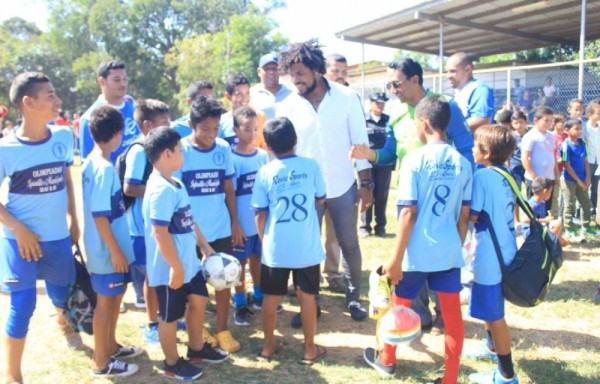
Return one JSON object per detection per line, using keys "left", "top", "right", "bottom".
{"left": 219, "top": 74, "right": 251, "bottom": 148}
{"left": 124, "top": 99, "right": 170, "bottom": 343}
{"left": 251, "top": 117, "right": 327, "bottom": 364}
{"left": 176, "top": 95, "right": 244, "bottom": 353}
{"left": 143, "top": 127, "right": 228, "bottom": 381}
{"left": 363, "top": 96, "right": 471, "bottom": 383}
{"left": 0, "top": 72, "right": 81, "bottom": 384}
{"left": 230, "top": 107, "right": 269, "bottom": 326}
{"left": 171, "top": 80, "right": 214, "bottom": 138}
{"left": 80, "top": 60, "right": 141, "bottom": 163}
{"left": 467, "top": 125, "right": 519, "bottom": 384}
{"left": 82, "top": 105, "right": 142, "bottom": 377}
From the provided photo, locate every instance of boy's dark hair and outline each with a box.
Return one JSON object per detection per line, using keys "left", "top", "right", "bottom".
{"left": 263, "top": 117, "right": 297, "bottom": 154}
{"left": 9, "top": 72, "right": 50, "bottom": 108}
{"left": 233, "top": 106, "right": 257, "bottom": 128}
{"left": 414, "top": 95, "right": 450, "bottom": 131}
{"left": 564, "top": 118, "right": 582, "bottom": 130}
{"left": 97, "top": 60, "right": 126, "bottom": 79}
{"left": 474, "top": 124, "right": 516, "bottom": 165}
{"left": 554, "top": 112, "right": 567, "bottom": 124}
{"left": 189, "top": 96, "right": 226, "bottom": 127}
{"left": 134, "top": 99, "right": 169, "bottom": 128}
{"left": 144, "top": 126, "right": 181, "bottom": 164}
{"left": 186, "top": 80, "right": 213, "bottom": 99}
{"left": 532, "top": 176, "right": 553, "bottom": 193}
{"left": 512, "top": 110, "right": 528, "bottom": 122}
{"left": 225, "top": 74, "right": 250, "bottom": 96}
{"left": 498, "top": 109, "right": 513, "bottom": 124}
{"left": 279, "top": 39, "right": 326, "bottom": 75}
{"left": 568, "top": 98, "right": 583, "bottom": 107}
{"left": 388, "top": 58, "right": 423, "bottom": 85}
{"left": 89, "top": 105, "right": 124, "bottom": 144}
{"left": 534, "top": 106, "right": 554, "bottom": 120}
{"left": 586, "top": 100, "right": 600, "bottom": 116}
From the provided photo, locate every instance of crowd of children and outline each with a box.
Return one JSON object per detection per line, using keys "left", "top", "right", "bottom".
{"left": 1, "top": 63, "right": 599, "bottom": 384}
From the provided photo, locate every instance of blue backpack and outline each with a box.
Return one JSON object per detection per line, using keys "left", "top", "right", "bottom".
{"left": 66, "top": 244, "right": 96, "bottom": 335}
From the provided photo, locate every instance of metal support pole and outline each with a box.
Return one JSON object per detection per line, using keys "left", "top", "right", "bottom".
{"left": 439, "top": 16, "right": 444, "bottom": 93}
{"left": 506, "top": 69, "right": 511, "bottom": 108}
{"left": 578, "top": 0, "right": 587, "bottom": 99}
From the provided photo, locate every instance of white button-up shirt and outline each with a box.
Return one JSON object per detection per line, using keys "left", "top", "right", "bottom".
{"left": 276, "top": 79, "right": 371, "bottom": 199}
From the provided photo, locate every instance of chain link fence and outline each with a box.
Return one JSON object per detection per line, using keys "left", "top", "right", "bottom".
{"left": 351, "top": 58, "right": 600, "bottom": 119}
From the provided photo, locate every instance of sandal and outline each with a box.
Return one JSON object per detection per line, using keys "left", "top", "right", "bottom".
{"left": 298, "top": 345, "right": 326, "bottom": 365}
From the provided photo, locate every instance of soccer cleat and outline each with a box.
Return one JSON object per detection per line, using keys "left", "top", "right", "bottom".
{"left": 187, "top": 342, "right": 229, "bottom": 364}
{"left": 348, "top": 300, "right": 367, "bottom": 321}
{"left": 363, "top": 347, "right": 395, "bottom": 379}
{"left": 92, "top": 358, "right": 139, "bottom": 377}
{"left": 143, "top": 323, "right": 160, "bottom": 344}
{"left": 160, "top": 357, "right": 203, "bottom": 381}
{"left": 216, "top": 330, "right": 240, "bottom": 353}
{"left": 469, "top": 369, "right": 519, "bottom": 384}
{"left": 111, "top": 344, "right": 144, "bottom": 359}
{"left": 234, "top": 306, "right": 253, "bottom": 326}
{"left": 368, "top": 267, "right": 392, "bottom": 319}
{"left": 464, "top": 339, "right": 498, "bottom": 361}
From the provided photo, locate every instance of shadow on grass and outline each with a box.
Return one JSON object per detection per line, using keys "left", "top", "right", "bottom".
{"left": 519, "top": 358, "right": 600, "bottom": 384}
{"left": 544, "top": 279, "right": 598, "bottom": 302}
{"left": 464, "top": 318, "right": 600, "bottom": 351}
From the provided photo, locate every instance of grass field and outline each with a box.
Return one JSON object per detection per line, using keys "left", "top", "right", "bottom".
{"left": 0, "top": 164, "right": 599, "bottom": 383}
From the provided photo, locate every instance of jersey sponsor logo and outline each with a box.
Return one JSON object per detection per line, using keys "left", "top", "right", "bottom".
{"left": 52, "top": 141, "right": 68, "bottom": 160}
{"left": 182, "top": 169, "right": 225, "bottom": 196}
{"left": 10, "top": 161, "right": 66, "bottom": 195}
{"left": 169, "top": 204, "right": 195, "bottom": 234}
{"left": 236, "top": 171, "right": 257, "bottom": 196}
{"left": 273, "top": 170, "right": 308, "bottom": 186}
{"left": 213, "top": 151, "right": 226, "bottom": 166}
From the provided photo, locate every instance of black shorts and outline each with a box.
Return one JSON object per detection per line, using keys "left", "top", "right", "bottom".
{"left": 260, "top": 264, "right": 320, "bottom": 296}
{"left": 155, "top": 271, "right": 208, "bottom": 322}
{"left": 196, "top": 236, "right": 233, "bottom": 259}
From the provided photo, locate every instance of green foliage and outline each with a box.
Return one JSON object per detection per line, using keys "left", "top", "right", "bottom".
{"left": 393, "top": 50, "right": 439, "bottom": 70}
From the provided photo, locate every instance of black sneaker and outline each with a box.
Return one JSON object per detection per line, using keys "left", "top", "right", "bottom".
{"left": 187, "top": 342, "right": 229, "bottom": 364}
{"left": 92, "top": 358, "right": 139, "bottom": 377}
{"left": 111, "top": 344, "right": 144, "bottom": 359}
{"left": 348, "top": 300, "right": 367, "bottom": 321}
{"left": 252, "top": 298, "right": 283, "bottom": 313}
{"left": 363, "top": 347, "right": 395, "bottom": 379}
{"left": 290, "top": 305, "right": 322, "bottom": 329}
{"left": 161, "top": 357, "right": 203, "bottom": 381}
{"left": 234, "top": 306, "right": 253, "bottom": 326}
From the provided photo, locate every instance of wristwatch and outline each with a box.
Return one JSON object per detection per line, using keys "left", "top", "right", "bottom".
{"left": 360, "top": 181, "right": 375, "bottom": 190}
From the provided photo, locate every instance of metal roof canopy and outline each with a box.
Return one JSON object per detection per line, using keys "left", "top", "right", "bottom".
{"left": 336, "top": 0, "right": 600, "bottom": 59}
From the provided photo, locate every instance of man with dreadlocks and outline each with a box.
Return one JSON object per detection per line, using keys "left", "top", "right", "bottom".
{"left": 276, "top": 40, "right": 372, "bottom": 325}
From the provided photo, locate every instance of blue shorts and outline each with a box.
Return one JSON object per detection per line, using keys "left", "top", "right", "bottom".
{"left": 394, "top": 268, "right": 462, "bottom": 300}
{"left": 469, "top": 282, "right": 505, "bottom": 322}
{"left": 91, "top": 270, "right": 132, "bottom": 297}
{"left": 131, "top": 236, "right": 146, "bottom": 266}
{"left": 0, "top": 236, "right": 74, "bottom": 292}
{"left": 155, "top": 270, "right": 209, "bottom": 322}
{"left": 232, "top": 234, "right": 262, "bottom": 260}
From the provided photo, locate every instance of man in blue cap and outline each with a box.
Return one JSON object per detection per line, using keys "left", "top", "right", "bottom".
{"left": 250, "top": 53, "right": 292, "bottom": 120}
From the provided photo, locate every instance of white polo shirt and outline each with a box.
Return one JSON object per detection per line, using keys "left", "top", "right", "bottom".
{"left": 250, "top": 83, "right": 293, "bottom": 120}
{"left": 276, "top": 79, "right": 371, "bottom": 199}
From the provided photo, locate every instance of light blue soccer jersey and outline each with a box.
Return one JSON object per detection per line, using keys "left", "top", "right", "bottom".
{"left": 171, "top": 114, "right": 192, "bottom": 138}
{"left": 124, "top": 142, "right": 149, "bottom": 237}
{"left": 470, "top": 167, "right": 517, "bottom": 285}
{"left": 219, "top": 112, "right": 238, "bottom": 148}
{"left": 80, "top": 95, "right": 140, "bottom": 163}
{"left": 176, "top": 137, "right": 235, "bottom": 242}
{"left": 233, "top": 149, "right": 269, "bottom": 236}
{"left": 82, "top": 154, "right": 135, "bottom": 274}
{"left": 396, "top": 143, "right": 472, "bottom": 272}
{"left": 0, "top": 126, "right": 73, "bottom": 241}
{"left": 143, "top": 173, "right": 201, "bottom": 287}
{"left": 251, "top": 155, "right": 326, "bottom": 268}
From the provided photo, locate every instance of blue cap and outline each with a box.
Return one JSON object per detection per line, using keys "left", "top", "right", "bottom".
{"left": 259, "top": 53, "right": 278, "bottom": 68}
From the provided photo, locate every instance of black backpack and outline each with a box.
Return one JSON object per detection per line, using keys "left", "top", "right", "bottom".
{"left": 483, "top": 167, "right": 563, "bottom": 307}
{"left": 115, "top": 139, "right": 152, "bottom": 210}
{"left": 66, "top": 244, "right": 97, "bottom": 335}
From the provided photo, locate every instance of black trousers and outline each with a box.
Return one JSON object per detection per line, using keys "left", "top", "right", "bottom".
{"left": 361, "top": 167, "right": 393, "bottom": 233}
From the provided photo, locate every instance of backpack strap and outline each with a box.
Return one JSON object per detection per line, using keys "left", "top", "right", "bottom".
{"left": 479, "top": 210, "right": 509, "bottom": 275}
{"left": 73, "top": 243, "right": 86, "bottom": 267}
{"left": 490, "top": 166, "right": 536, "bottom": 222}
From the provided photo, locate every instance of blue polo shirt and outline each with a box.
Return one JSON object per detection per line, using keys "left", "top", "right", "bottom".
{"left": 561, "top": 138, "right": 587, "bottom": 182}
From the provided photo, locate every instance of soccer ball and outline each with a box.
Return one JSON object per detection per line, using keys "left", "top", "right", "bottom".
{"left": 377, "top": 305, "right": 421, "bottom": 345}
{"left": 201, "top": 253, "right": 242, "bottom": 291}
